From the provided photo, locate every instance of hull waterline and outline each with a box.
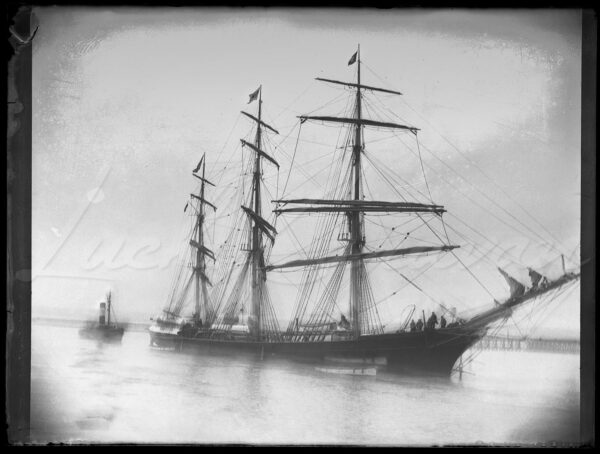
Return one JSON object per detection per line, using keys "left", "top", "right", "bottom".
{"left": 148, "top": 274, "right": 580, "bottom": 376}
{"left": 148, "top": 325, "right": 485, "bottom": 376}
{"left": 79, "top": 326, "right": 125, "bottom": 342}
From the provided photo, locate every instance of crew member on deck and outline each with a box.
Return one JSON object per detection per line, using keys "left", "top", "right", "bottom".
{"left": 339, "top": 314, "right": 351, "bottom": 330}
{"left": 440, "top": 315, "right": 447, "bottom": 329}
{"left": 409, "top": 319, "right": 416, "bottom": 332}
{"left": 415, "top": 319, "right": 423, "bottom": 331}
{"left": 426, "top": 312, "right": 438, "bottom": 330}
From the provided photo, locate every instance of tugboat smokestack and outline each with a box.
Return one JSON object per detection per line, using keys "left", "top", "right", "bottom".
{"left": 99, "top": 302, "right": 106, "bottom": 325}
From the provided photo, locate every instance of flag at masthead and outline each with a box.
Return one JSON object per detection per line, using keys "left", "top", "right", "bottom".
{"left": 247, "top": 86, "right": 261, "bottom": 104}
{"left": 348, "top": 51, "right": 357, "bottom": 66}
{"left": 193, "top": 155, "right": 204, "bottom": 173}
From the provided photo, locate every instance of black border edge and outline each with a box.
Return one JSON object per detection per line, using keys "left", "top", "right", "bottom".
{"left": 6, "top": 3, "right": 33, "bottom": 445}
{"left": 580, "top": 8, "right": 597, "bottom": 448}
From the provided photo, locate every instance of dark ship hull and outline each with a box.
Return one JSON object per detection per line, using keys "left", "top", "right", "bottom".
{"left": 79, "top": 325, "right": 125, "bottom": 342}
{"left": 149, "top": 325, "right": 482, "bottom": 375}
{"left": 149, "top": 274, "right": 578, "bottom": 376}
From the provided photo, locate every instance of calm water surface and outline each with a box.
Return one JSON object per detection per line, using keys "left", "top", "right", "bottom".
{"left": 30, "top": 323, "right": 580, "bottom": 445}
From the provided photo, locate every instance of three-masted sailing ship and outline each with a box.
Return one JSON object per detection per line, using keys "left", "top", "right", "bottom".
{"left": 148, "top": 47, "right": 580, "bottom": 375}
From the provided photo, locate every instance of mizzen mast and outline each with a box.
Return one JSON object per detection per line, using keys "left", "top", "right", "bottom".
{"left": 190, "top": 154, "right": 216, "bottom": 326}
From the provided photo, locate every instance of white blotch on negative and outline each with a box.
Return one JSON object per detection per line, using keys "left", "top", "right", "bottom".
{"left": 87, "top": 187, "right": 105, "bottom": 204}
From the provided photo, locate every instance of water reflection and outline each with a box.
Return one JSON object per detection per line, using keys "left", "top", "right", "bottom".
{"left": 31, "top": 323, "right": 580, "bottom": 445}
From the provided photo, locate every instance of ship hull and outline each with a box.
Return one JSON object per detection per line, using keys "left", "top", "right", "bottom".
{"left": 79, "top": 326, "right": 125, "bottom": 342}
{"left": 148, "top": 276, "right": 581, "bottom": 376}
{"left": 149, "top": 280, "right": 581, "bottom": 376}
{"left": 148, "top": 325, "right": 486, "bottom": 376}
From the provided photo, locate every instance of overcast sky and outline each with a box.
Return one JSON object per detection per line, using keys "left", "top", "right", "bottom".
{"left": 31, "top": 8, "right": 581, "bottom": 336}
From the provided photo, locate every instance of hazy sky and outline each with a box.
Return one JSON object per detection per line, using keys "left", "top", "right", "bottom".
{"left": 31, "top": 8, "right": 581, "bottom": 336}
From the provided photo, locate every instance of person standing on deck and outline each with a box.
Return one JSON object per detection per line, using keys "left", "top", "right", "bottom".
{"left": 339, "top": 314, "right": 351, "bottom": 330}
{"left": 409, "top": 319, "right": 416, "bottom": 332}
{"left": 415, "top": 319, "right": 423, "bottom": 331}
{"left": 426, "top": 312, "right": 438, "bottom": 330}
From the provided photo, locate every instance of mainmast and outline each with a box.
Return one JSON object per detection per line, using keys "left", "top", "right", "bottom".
{"left": 350, "top": 45, "right": 363, "bottom": 338}
{"left": 251, "top": 89, "right": 264, "bottom": 339}
{"left": 271, "top": 46, "right": 459, "bottom": 339}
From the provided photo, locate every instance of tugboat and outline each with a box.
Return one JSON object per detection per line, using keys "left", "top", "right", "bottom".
{"left": 79, "top": 291, "right": 125, "bottom": 342}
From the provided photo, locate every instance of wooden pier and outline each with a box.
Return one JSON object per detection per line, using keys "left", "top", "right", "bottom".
{"left": 474, "top": 335, "right": 580, "bottom": 353}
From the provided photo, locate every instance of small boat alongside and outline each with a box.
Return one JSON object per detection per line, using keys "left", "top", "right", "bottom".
{"left": 316, "top": 366, "right": 377, "bottom": 376}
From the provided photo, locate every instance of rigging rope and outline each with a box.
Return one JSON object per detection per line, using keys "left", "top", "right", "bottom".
{"left": 363, "top": 59, "right": 573, "bottom": 258}
{"left": 280, "top": 122, "right": 302, "bottom": 198}
{"left": 415, "top": 134, "right": 434, "bottom": 203}
{"left": 360, "top": 84, "right": 571, "bottom": 259}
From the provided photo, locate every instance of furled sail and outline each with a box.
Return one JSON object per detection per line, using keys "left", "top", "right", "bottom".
{"left": 265, "top": 245, "right": 459, "bottom": 271}
{"left": 189, "top": 239, "right": 215, "bottom": 261}
{"left": 298, "top": 115, "right": 419, "bottom": 133}
{"left": 315, "top": 77, "right": 403, "bottom": 95}
{"left": 241, "top": 205, "right": 277, "bottom": 243}
{"left": 528, "top": 268, "right": 548, "bottom": 288}
{"left": 190, "top": 193, "right": 216, "bottom": 211}
{"left": 196, "top": 269, "right": 213, "bottom": 287}
{"left": 497, "top": 267, "right": 525, "bottom": 298}
{"left": 273, "top": 199, "right": 445, "bottom": 214}
{"left": 240, "top": 139, "right": 279, "bottom": 169}
{"left": 241, "top": 111, "right": 280, "bottom": 134}
{"left": 192, "top": 173, "right": 215, "bottom": 187}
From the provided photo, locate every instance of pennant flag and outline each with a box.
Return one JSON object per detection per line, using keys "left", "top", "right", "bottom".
{"left": 498, "top": 267, "right": 525, "bottom": 298}
{"left": 184, "top": 202, "right": 188, "bottom": 213}
{"left": 247, "top": 86, "right": 260, "bottom": 104}
{"left": 348, "top": 51, "right": 357, "bottom": 66}
{"left": 193, "top": 155, "right": 204, "bottom": 174}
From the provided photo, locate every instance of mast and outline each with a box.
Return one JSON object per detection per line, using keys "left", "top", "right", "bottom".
{"left": 350, "top": 44, "right": 362, "bottom": 338}
{"left": 271, "top": 47, "right": 459, "bottom": 339}
{"left": 237, "top": 85, "right": 280, "bottom": 340}
{"left": 200, "top": 160, "right": 211, "bottom": 324}
{"left": 251, "top": 88, "right": 264, "bottom": 339}
{"left": 194, "top": 179, "right": 202, "bottom": 324}
{"left": 194, "top": 158, "right": 207, "bottom": 325}
{"left": 190, "top": 153, "right": 216, "bottom": 326}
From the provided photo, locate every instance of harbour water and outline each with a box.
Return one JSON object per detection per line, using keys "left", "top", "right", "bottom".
{"left": 30, "top": 322, "right": 580, "bottom": 445}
